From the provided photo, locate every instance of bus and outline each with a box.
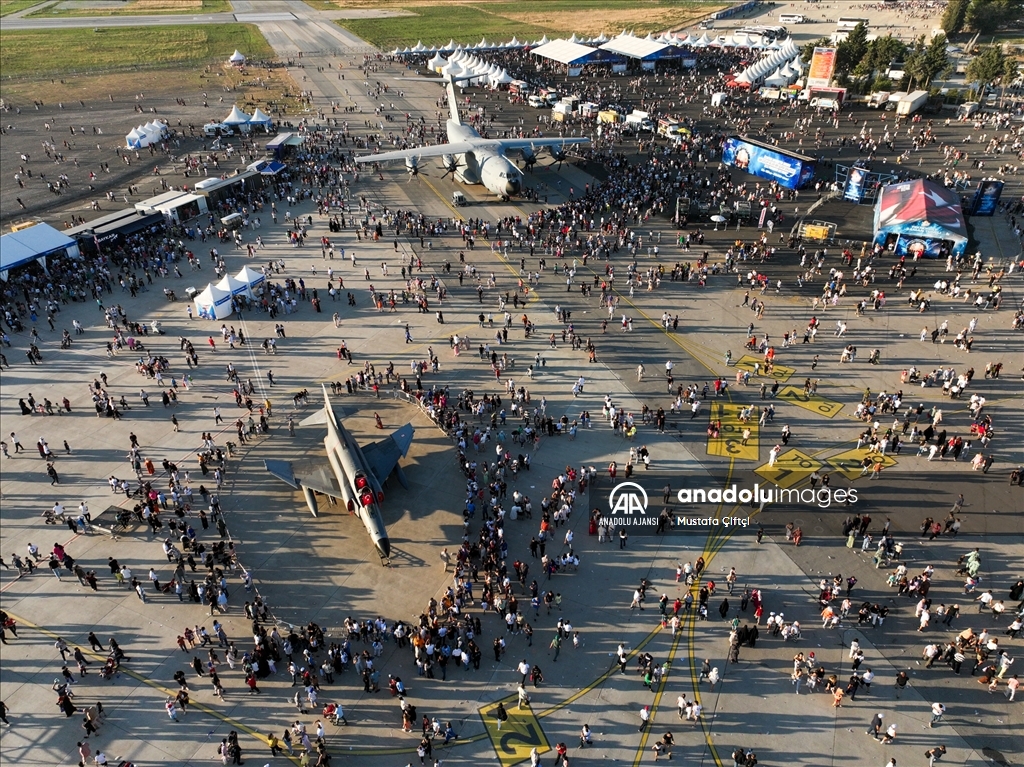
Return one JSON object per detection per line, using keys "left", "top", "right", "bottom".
{"left": 836, "top": 17, "right": 868, "bottom": 29}
{"left": 779, "top": 13, "right": 805, "bottom": 23}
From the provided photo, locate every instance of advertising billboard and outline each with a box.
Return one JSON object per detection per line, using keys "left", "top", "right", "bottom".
{"left": 893, "top": 235, "right": 948, "bottom": 259}
{"left": 722, "top": 136, "right": 816, "bottom": 190}
{"left": 843, "top": 166, "right": 868, "bottom": 203}
{"left": 807, "top": 47, "right": 837, "bottom": 88}
{"left": 970, "top": 179, "right": 1004, "bottom": 216}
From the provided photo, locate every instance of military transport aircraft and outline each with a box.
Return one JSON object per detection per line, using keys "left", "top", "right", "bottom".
{"left": 354, "top": 78, "right": 589, "bottom": 199}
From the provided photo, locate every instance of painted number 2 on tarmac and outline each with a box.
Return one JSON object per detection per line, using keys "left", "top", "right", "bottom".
{"left": 479, "top": 696, "right": 550, "bottom": 767}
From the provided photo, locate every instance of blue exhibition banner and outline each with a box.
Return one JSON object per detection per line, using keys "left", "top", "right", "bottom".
{"left": 971, "top": 179, "right": 1003, "bottom": 216}
{"left": 722, "top": 137, "right": 815, "bottom": 190}
{"left": 893, "top": 236, "right": 947, "bottom": 259}
{"left": 843, "top": 166, "right": 867, "bottom": 203}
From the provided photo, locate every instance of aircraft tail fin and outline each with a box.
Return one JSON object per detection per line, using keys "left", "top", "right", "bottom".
{"left": 446, "top": 78, "right": 461, "bottom": 124}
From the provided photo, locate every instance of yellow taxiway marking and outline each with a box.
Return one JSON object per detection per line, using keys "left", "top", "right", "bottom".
{"left": 754, "top": 448, "right": 824, "bottom": 488}
{"left": 827, "top": 447, "right": 898, "bottom": 481}
{"left": 707, "top": 402, "right": 759, "bottom": 462}
{"left": 733, "top": 354, "right": 794, "bottom": 382}
{"left": 776, "top": 385, "right": 844, "bottom": 418}
{"left": 479, "top": 695, "right": 551, "bottom": 767}
{"left": 4, "top": 612, "right": 302, "bottom": 764}
{"left": 419, "top": 174, "right": 466, "bottom": 222}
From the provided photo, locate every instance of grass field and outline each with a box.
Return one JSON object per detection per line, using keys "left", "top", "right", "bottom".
{"left": 25, "top": 0, "right": 231, "bottom": 17}
{"left": 334, "top": 0, "right": 725, "bottom": 49}
{"left": 0, "top": 0, "right": 43, "bottom": 16}
{"left": 0, "top": 24, "right": 273, "bottom": 77}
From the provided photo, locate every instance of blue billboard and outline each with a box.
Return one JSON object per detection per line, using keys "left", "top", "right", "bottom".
{"left": 843, "top": 166, "right": 868, "bottom": 203}
{"left": 893, "top": 235, "right": 948, "bottom": 259}
{"left": 970, "top": 179, "right": 1003, "bottom": 216}
{"left": 722, "top": 137, "right": 816, "bottom": 190}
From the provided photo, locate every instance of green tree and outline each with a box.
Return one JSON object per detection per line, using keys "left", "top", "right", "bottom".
{"left": 856, "top": 35, "right": 907, "bottom": 79}
{"left": 966, "top": 45, "right": 1007, "bottom": 86}
{"left": 906, "top": 34, "right": 950, "bottom": 88}
{"left": 941, "top": 0, "right": 969, "bottom": 34}
{"left": 964, "top": 0, "right": 1018, "bottom": 35}
{"left": 834, "top": 22, "right": 869, "bottom": 78}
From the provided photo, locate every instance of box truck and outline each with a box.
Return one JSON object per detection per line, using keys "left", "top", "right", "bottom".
{"left": 896, "top": 90, "right": 929, "bottom": 116}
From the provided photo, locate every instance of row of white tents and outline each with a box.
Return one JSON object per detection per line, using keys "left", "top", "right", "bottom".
{"left": 393, "top": 29, "right": 795, "bottom": 56}
{"left": 125, "top": 120, "right": 170, "bottom": 150}
{"left": 732, "top": 38, "right": 803, "bottom": 86}
{"left": 427, "top": 49, "right": 514, "bottom": 86}
{"left": 193, "top": 266, "right": 265, "bottom": 320}
{"left": 222, "top": 104, "right": 274, "bottom": 130}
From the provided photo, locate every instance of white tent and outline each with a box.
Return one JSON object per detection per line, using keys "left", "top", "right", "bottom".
{"left": 249, "top": 108, "right": 273, "bottom": 130}
{"left": 143, "top": 120, "right": 165, "bottom": 140}
{"left": 193, "top": 283, "right": 233, "bottom": 320}
{"left": 125, "top": 127, "right": 148, "bottom": 149}
{"left": 216, "top": 273, "right": 252, "bottom": 298}
{"left": 235, "top": 265, "right": 265, "bottom": 291}
{"left": 223, "top": 105, "right": 252, "bottom": 125}
{"left": 229, "top": 50, "right": 246, "bottom": 65}
{"left": 428, "top": 53, "right": 447, "bottom": 72}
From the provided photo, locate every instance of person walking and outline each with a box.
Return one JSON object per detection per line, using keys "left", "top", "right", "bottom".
{"left": 866, "top": 712, "right": 884, "bottom": 739}
{"left": 517, "top": 683, "right": 531, "bottom": 710}
{"left": 494, "top": 702, "right": 509, "bottom": 731}
{"left": 638, "top": 705, "right": 650, "bottom": 731}
{"left": 929, "top": 703, "right": 945, "bottom": 727}
{"left": 550, "top": 633, "right": 561, "bottom": 661}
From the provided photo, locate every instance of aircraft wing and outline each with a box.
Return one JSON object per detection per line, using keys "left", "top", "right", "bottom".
{"left": 354, "top": 136, "right": 589, "bottom": 165}
{"left": 484, "top": 137, "right": 590, "bottom": 151}
{"left": 361, "top": 424, "right": 414, "bottom": 486}
{"left": 354, "top": 142, "right": 478, "bottom": 164}
{"left": 264, "top": 459, "right": 344, "bottom": 498}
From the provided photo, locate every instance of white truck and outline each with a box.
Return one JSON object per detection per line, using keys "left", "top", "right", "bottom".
{"left": 896, "top": 90, "right": 929, "bottom": 116}
{"left": 624, "top": 110, "right": 654, "bottom": 132}
{"left": 883, "top": 92, "right": 907, "bottom": 111}
{"left": 203, "top": 122, "right": 233, "bottom": 137}
{"left": 867, "top": 91, "right": 891, "bottom": 108}
{"left": 957, "top": 101, "right": 980, "bottom": 119}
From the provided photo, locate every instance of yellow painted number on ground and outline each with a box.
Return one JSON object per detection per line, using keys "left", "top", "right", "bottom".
{"left": 479, "top": 696, "right": 551, "bottom": 767}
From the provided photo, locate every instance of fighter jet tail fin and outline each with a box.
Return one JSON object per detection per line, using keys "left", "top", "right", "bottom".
{"left": 362, "top": 423, "right": 415, "bottom": 485}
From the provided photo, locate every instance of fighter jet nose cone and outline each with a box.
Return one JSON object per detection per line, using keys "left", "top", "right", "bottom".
{"left": 378, "top": 538, "right": 391, "bottom": 559}
{"left": 505, "top": 178, "right": 521, "bottom": 196}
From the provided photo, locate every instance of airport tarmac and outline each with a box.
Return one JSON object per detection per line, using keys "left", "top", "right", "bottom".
{"left": 2, "top": 3, "right": 1023, "bottom": 767}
